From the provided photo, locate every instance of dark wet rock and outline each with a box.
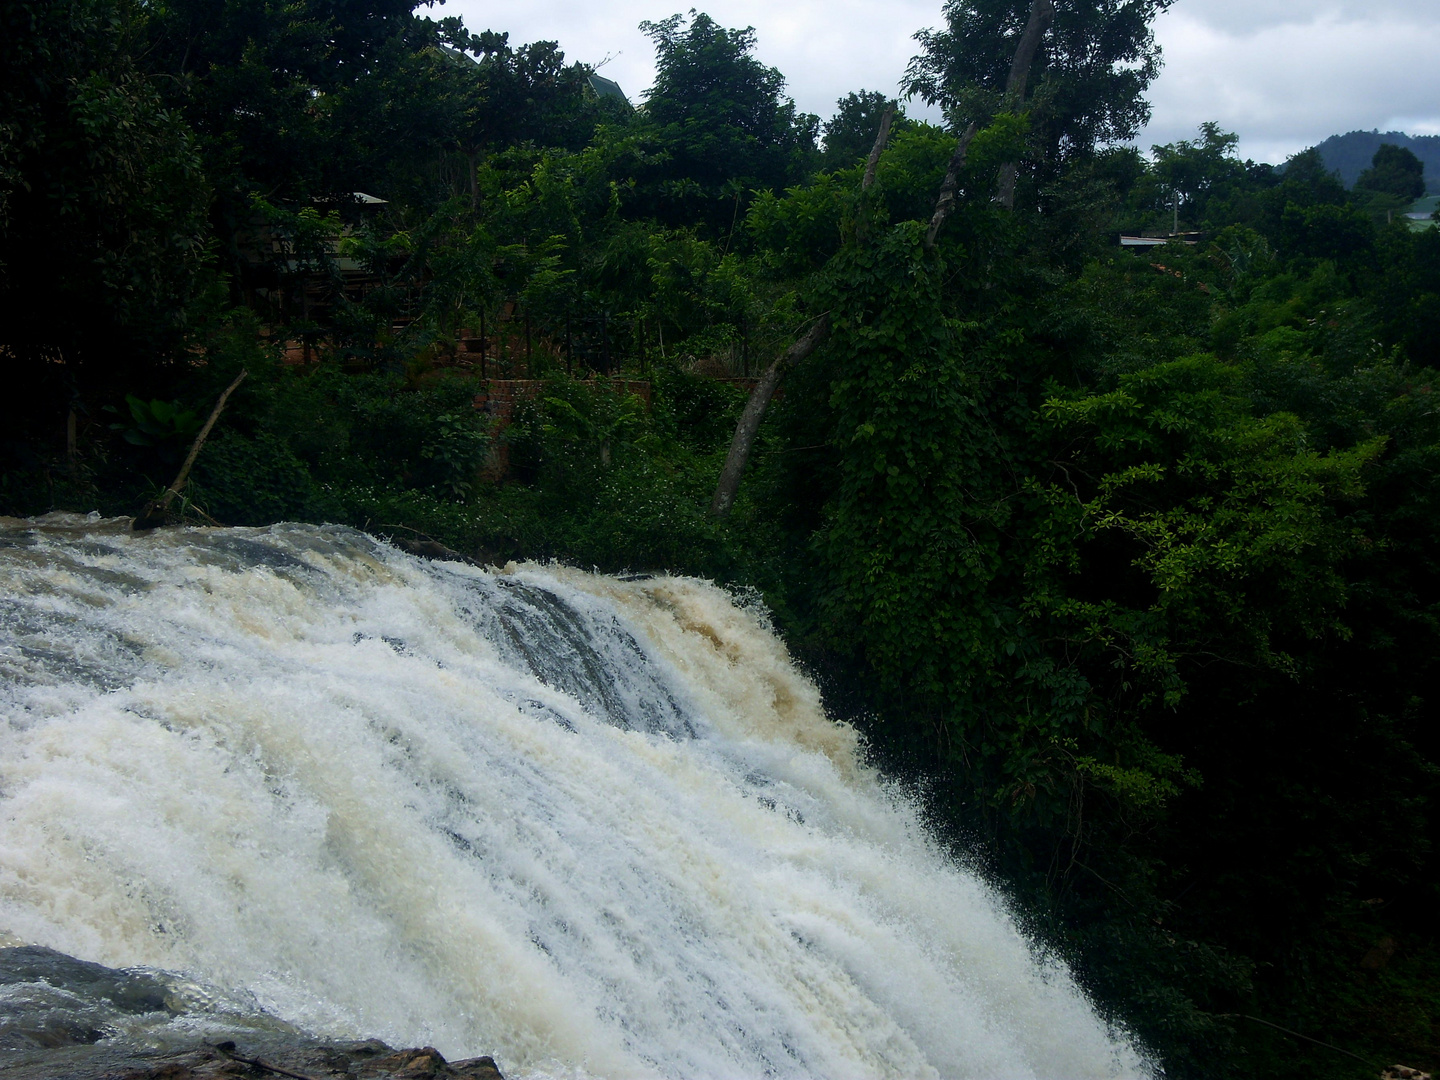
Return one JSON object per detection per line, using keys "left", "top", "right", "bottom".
{"left": 0, "top": 1039, "right": 506, "bottom": 1079}
{"left": 0, "top": 946, "right": 175, "bottom": 1052}
{"left": 357, "top": 1046, "right": 504, "bottom": 1078}
{"left": 0, "top": 949, "right": 505, "bottom": 1080}
{"left": 393, "top": 538, "right": 472, "bottom": 564}
{"left": 0, "top": 947, "right": 172, "bottom": 1014}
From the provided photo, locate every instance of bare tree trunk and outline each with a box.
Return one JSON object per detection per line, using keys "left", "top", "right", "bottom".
{"left": 862, "top": 104, "right": 896, "bottom": 192}
{"left": 1005, "top": 0, "right": 1056, "bottom": 102}
{"left": 709, "top": 315, "right": 830, "bottom": 519}
{"left": 708, "top": 104, "right": 902, "bottom": 519}
{"left": 924, "top": 122, "right": 979, "bottom": 250}
{"left": 994, "top": 0, "right": 1056, "bottom": 209}
{"left": 133, "top": 370, "right": 248, "bottom": 532}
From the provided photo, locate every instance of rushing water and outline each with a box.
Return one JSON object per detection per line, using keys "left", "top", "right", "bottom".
{"left": 0, "top": 515, "right": 1151, "bottom": 1079}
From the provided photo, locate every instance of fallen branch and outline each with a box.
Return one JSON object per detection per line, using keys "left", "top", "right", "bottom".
{"left": 133, "top": 369, "right": 247, "bottom": 532}
{"left": 1214, "top": 1013, "right": 1381, "bottom": 1069}
{"left": 213, "top": 1041, "right": 323, "bottom": 1080}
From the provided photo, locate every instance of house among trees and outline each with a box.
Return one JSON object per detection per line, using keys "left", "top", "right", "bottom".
{"left": 236, "top": 192, "right": 398, "bottom": 339}
{"left": 586, "top": 73, "right": 628, "bottom": 103}
{"left": 1405, "top": 194, "right": 1439, "bottom": 230}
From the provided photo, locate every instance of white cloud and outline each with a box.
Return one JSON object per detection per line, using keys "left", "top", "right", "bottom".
{"left": 436, "top": 0, "right": 943, "bottom": 124}
{"left": 1167, "top": 0, "right": 1440, "bottom": 34}
{"left": 1139, "top": 3, "right": 1440, "bottom": 163}
{"left": 1387, "top": 117, "right": 1440, "bottom": 138}
{"left": 434, "top": 0, "right": 1440, "bottom": 163}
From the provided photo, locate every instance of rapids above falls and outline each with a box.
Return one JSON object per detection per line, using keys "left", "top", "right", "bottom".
{"left": 0, "top": 515, "right": 1151, "bottom": 1079}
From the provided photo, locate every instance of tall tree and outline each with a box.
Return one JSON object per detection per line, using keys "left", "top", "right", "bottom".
{"left": 1356, "top": 143, "right": 1426, "bottom": 201}
{"left": 1141, "top": 121, "right": 1247, "bottom": 228}
{"left": 905, "top": 0, "right": 1174, "bottom": 197}
{"left": 821, "top": 91, "right": 912, "bottom": 171}
{"left": 431, "top": 22, "right": 599, "bottom": 208}
{"left": 143, "top": 0, "right": 429, "bottom": 200}
{"left": 1, "top": 0, "right": 211, "bottom": 426}
{"left": 636, "top": 11, "right": 819, "bottom": 228}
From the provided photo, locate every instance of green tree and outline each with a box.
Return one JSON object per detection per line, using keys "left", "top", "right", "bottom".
{"left": 430, "top": 21, "right": 600, "bottom": 208}
{"left": 820, "top": 91, "right": 912, "bottom": 171}
{"left": 905, "top": 0, "right": 1175, "bottom": 182}
{"left": 1143, "top": 122, "right": 1245, "bottom": 226}
{"left": 1356, "top": 143, "right": 1426, "bottom": 201}
{"left": 635, "top": 11, "right": 819, "bottom": 229}
{"left": 143, "top": 0, "right": 427, "bottom": 200}
{"left": 1, "top": 0, "right": 212, "bottom": 437}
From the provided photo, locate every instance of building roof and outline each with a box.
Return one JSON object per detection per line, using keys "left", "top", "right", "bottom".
{"left": 1405, "top": 195, "right": 1438, "bottom": 230}
{"left": 435, "top": 43, "right": 476, "bottom": 67}
{"left": 1404, "top": 195, "right": 1438, "bottom": 218}
{"left": 587, "top": 73, "right": 628, "bottom": 103}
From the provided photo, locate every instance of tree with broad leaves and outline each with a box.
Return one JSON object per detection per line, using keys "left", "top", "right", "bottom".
{"left": 905, "top": 0, "right": 1174, "bottom": 202}
{"left": 1, "top": 0, "right": 212, "bottom": 432}
{"left": 821, "top": 92, "right": 913, "bottom": 172}
{"left": 142, "top": 0, "right": 429, "bottom": 201}
{"left": 1356, "top": 143, "right": 1426, "bottom": 202}
{"left": 431, "top": 20, "right": 599, "bottom": 209}
{"left": 636, "top": 11, "right": 819, "bottom": 230}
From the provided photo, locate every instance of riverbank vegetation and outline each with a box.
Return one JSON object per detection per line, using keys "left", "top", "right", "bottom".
{"left": 3, "top": 0, "right": 1437, "bottom": 1075}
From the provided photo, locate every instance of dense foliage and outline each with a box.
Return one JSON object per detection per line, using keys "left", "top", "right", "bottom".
{"left": 1314, "top": 129, "right": 1440, "bottom": 193}
{"left": 3, "top": 2, "right": 1438, "bottom": 1077}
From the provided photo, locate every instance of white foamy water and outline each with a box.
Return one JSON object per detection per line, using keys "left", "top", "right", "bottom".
{"left": 0, "top": 515, "right": 1151, "bottom": 1079}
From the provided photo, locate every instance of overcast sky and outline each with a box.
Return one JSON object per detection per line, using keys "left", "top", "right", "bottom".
{"left": 439, "top": 0, "right": 1440, "bottom": 165}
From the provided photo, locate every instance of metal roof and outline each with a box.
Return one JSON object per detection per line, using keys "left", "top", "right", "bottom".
{"left": 587, "top": 73, "right": 628, "bottom": 103}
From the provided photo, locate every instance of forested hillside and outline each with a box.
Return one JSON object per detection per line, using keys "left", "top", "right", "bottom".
{"left": 2, "top": 1, "right": 1438, "bottom": 1077}
{"left": 1315, "top": 129, "right": 1440, "bottom": 192}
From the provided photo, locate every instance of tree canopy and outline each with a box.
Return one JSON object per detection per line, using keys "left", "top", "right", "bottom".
{"left": 634, "top": 11, "right": 818, "bottom": 227}
{"left": 1357, "top": 143, "right": 1427, "bottom": 201}
{"left": 4, "top": 5, "right": 1440, "bottom": 1078}
{"left": 905, "top": 0, "right": 1175, "bottom": 174}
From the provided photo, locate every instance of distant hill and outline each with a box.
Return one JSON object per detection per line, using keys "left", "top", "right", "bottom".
{"left": 1312, "top": 130, "right": 1440, "bottom": 192}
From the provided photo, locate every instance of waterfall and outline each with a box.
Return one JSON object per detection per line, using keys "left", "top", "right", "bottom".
{"left": 0, "top": 515, "right": 1151, "bottom": 1080}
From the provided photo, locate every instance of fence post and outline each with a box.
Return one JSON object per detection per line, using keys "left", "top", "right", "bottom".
{"left": 601, "top": 307, "right": 610, "bottom": 376}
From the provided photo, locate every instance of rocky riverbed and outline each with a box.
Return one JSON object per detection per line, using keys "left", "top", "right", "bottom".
{"left": 0, "top": 946, "right": 504, "bottom": 1080}
{"left": 0, "top": 1040, "right": 505, "bottom": 1080}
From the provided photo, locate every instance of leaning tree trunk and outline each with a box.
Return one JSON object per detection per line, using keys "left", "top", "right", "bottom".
{"left": 133, "top": 370, "right": 247, "bottom": 532}
{"left": 708, "top": 103, "right": 903, "bottom": 519}
{"left": 708, "top": 315, "right": 831, "bottom": 518}
{"left": 994, "top": 0, "right": 1056, "bottom": 209}
{"left": 709, "top": 106, "right": 900, "bottom": 519}
{"left": 862, "top": 104, "right": 896, "bottom": 191}
{"left": 925, "top": 122, "right": 980, "bottom": 250}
